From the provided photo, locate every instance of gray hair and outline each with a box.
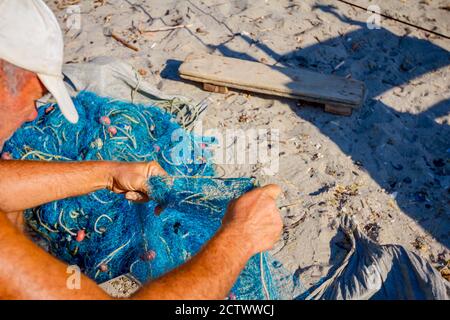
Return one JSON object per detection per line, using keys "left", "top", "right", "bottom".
{"left": 0, "top": 59, "right": 29, "bottom": 97}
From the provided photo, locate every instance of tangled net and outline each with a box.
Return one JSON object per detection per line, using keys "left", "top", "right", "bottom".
{"left": 3, "top": 92, "right": 299, "bottom": 299}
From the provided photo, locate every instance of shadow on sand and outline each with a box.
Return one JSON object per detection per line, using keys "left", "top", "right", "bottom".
{"left": 162, "top": 5, "right": 450, "bottom": 249}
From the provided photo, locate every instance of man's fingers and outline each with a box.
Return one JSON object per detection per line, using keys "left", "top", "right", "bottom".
{"left": 125, "top": 192, "right": 138, "bottom": 201}
{"left": 260, "top": 184, "right": 282, "bottom": 200}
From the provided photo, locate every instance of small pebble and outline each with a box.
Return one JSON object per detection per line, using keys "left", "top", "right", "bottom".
{"left": 1, "top": 152, "right": 12, "bottom": 160}
{"left": 400, "top": 56, "right": 415, "bottom": 72}
{"left": 138, "top": 68, "right": 148, "bottom": 76}
{"left": 99, "top": 116, "right": 111, "bottom": 126}
{"left": 108, "top": 126, "right": 117, "bottom": 136}
{"left": 76, "top": 229, "right": 85, "bottom": 242}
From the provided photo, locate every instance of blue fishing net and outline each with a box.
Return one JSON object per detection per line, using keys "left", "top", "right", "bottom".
{"left": 3, "top": 91, "right": 299, "bottom": 299}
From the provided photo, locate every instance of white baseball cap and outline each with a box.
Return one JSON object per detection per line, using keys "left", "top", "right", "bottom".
{"left": 0, "top": 0, "right": 79, "bottom": 123}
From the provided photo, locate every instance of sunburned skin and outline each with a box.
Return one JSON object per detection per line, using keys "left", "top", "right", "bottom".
{"left": 0, "top": 160, "right": 282, "bottom": 299}
{"left": 0, "top": 59, "right": 47, "bottom": 150}
{"left": 0, "top": 59, "right": 283, "bottom": 299}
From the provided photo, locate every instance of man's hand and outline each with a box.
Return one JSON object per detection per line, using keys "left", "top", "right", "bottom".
{"left": 221, "top": 184, "right": 283, "bottom": 255}
{"left": 107, "top": 161, "right": 167, "bottom": 202}
{"left": 135, "top": 184, "right": 284, "bottom": 300}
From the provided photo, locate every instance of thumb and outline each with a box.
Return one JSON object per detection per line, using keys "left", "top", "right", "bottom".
{"left": 125, "top": 191, "right": 150, "bottom": 203}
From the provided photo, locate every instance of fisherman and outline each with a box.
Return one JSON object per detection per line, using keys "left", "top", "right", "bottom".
{"left": 0, "top": 0, "right": 283, "bottom": 299}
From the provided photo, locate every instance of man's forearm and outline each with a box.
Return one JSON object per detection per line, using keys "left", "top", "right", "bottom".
{"left": 134, "top": 227, "right": 253, "bottom": 300}
{"left": 0, "top": 160, "right": 114, "bottom": 212}
{"left": 0, "top": 212, "right": 110, "bottom": 299}
{"left": 0, "top": 212, "right": 252, "bottom": 300}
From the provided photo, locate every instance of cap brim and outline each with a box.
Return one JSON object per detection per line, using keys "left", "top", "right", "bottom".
{"left": 37, "top": 74, "right": 79, "bottom": 124}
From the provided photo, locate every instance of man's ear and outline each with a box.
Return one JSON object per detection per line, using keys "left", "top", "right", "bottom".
{"left": 21, "top": 72, "right": 48, "bottom": 100}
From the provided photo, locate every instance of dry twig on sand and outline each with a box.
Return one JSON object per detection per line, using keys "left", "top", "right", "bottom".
{"left": 111, "top": 32, "right": 139, "bottom": 51}
{"left": 103, "top": 27, "right": 139, "bottom": 52}
{"left": 139, "top": 24, "right": 192, "bottom": 34}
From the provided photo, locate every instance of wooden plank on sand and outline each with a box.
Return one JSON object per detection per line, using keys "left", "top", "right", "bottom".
{"left": 179, "top": 53, "right": 365, "bottom": 111}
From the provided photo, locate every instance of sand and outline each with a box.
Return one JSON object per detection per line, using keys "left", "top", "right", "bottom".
{"left": 47, "top": 0, "right": 449, "bottom": 295}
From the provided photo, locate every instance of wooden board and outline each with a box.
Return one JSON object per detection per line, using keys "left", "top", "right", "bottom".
{"left": 203, "top": 82, "right": 228, "bottom": 94}
{"left": 325, "top": 104, "right": 353, "bottom": 116}
{"left": 179, "top": 53, "right": 365, "bottom": 109}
